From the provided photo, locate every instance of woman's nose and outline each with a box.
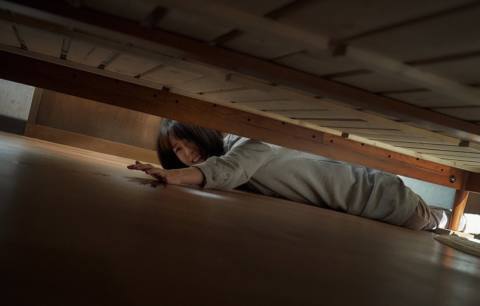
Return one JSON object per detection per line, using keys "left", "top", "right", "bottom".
{"left": 183, "top": 147, "right": 193, "bottom": 160}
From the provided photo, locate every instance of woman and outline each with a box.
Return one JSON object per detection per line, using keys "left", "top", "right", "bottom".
{"left": 128, "top": 119, "right": 451, "bottom": 231}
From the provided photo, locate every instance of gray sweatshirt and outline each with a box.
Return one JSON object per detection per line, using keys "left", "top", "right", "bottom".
{"left": 194, "top": 135, "right": 419, "bottom": 225}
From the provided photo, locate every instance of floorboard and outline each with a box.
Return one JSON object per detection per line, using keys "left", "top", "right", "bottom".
{"left": 0, "top": 131, "right": 479, "bottom": 306}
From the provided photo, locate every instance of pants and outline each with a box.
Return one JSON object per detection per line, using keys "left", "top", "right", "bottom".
{"left": 402, "top": 198, "right": 456, "bottom": 231}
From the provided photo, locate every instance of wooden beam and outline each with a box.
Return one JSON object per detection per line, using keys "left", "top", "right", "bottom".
{"left": 264, "top": 0, "right": 315, "bottom": 20}
{"left": 140, "top": 6, "right": 168, "bottom": 29}
{"left": 26, "top": 87, "right": 42, "bottom": 125}
{"left": 143, "top": 0, "right": 329, "bottom": 50}
{"left": 346, "top": 47, "right": 480, "bottom": 108}
{"left": 7, "top": 34, "right": 474, "bottom": 174}
{"left": 154, "top": 1, "right": 480, "bottom": 108}
{"left": 0, "top": 5, "right": 467, "bottom": 157}
{"left": 465, "top": 172, "right": 480, "bottom": 194}
{"left": 228, "top": 74, "right": 462, "bottom": 145}
{"left": 0, "top": 50, "right": 475, "bottom": 191}
{"left": 449, "top": 190, "right": 469, "bottom": 231}
{"left": 3, "top": 0, "right": 480, "bottom": 143}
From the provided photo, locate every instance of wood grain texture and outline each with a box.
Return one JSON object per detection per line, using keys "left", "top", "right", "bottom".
{"left": 0, "top": 131, "right": 479, "bottom": 306}
{"left": 5, "top": 0, "right": 480, "bottom": 142}
{"left": 35, "top": 89, "right": 162, "bottom": 150}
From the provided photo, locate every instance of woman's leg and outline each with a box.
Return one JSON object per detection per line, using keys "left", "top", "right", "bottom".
{"left": 402, "top": 198, "right": 466, "bottom": 231}
{"left": 429, "top": 206, "right": 467, "bottom": 231}
{"left": 402, "top": 198, "right": 439, "bottom": 230}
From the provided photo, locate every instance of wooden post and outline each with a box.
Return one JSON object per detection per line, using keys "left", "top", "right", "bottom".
{"left": 449, "top": 190, "right": 469, "bottom": 231}
{"left": 24, "top": 87, "right": 43, "bottom": 136}
{"left": 26, "top": 88, "right": 43, "bottom": 125}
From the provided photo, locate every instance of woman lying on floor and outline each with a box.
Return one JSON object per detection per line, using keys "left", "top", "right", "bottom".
{"left": 128, "top": 119, "right": 461, "bottom": 231}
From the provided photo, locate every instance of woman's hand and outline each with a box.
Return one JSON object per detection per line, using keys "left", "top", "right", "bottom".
{"left": 127, "top": 161, "right": 204, "bottom": 186}
{"left": 127, "top": 161, "right": 166, "bottom": 181}
{"left": 127, "top": 161, "right": 155, "bottom": 172}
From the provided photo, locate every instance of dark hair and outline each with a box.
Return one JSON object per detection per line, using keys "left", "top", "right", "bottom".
{"left": 157, "top": 119, "right": 225, "bottom": 169}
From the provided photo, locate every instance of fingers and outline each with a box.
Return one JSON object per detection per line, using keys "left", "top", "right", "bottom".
{"left": 127, "top": 160, "right": 141, "bottom": 169}
{"left": 127, "top": 161, "right": 169, "bottom": 184}
{"left": 127, "top": 161, "right": 154, "bottom": 171}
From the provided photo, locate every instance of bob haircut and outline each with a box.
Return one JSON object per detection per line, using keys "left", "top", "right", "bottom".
{"left": 157, "top": 119, "right": 225, "bottom": 169}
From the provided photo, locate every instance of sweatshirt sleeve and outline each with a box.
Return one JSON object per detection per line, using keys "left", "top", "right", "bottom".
{"left": 193, "top": 137, "right": 273, "bottom": 190}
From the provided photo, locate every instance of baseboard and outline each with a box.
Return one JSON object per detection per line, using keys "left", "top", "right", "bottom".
{"left": 24, "top": 123, "right": 158, "bottom": 164}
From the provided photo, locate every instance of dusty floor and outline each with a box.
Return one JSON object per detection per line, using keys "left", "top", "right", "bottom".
{"left": 0, "top": 131, "right": 479, "bottom": 306}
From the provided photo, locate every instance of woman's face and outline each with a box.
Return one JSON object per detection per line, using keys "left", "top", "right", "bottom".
{"left": 168, "top": 134, "right": 204, "bottom": 166}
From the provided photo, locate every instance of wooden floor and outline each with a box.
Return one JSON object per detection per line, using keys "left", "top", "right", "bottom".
{"left": 0, "top": 131, "right": 479, "bottom": 306}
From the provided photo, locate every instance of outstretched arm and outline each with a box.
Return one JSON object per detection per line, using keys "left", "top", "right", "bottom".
{"left": 127, "top": 161, "right": 204, "bottom": 186}
{"left": 193, "top": 137, "right": 273, "bottom": 189}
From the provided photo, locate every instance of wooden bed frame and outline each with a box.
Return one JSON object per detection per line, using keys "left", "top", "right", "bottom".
{"left": 1, "top": 0, "right": 480, "bottom": 230}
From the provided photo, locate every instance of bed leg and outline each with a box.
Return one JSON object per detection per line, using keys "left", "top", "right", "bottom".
{"left": 449, "top": 190, "right": 469, "bottom": 231}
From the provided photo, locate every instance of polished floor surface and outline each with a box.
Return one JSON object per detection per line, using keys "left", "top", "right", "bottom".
{"left": 0, "top": 131, "right": 479, "bottom": 306}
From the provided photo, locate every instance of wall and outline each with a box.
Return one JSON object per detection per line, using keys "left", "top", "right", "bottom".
{"left": 400, "top": 176, "right": 455, "bottom": 209}
{"left": 26, "top": 89, "right": 160, "bottom": 163}
{"left": 0, "top": 78, "right": 34, "bottom": 133}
